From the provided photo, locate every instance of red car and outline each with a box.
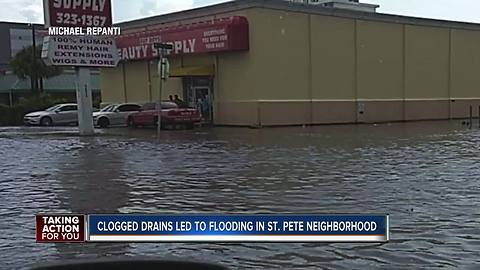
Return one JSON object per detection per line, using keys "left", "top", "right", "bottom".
{"left": 127, "top": 102, "right": 201, "bottom": 129}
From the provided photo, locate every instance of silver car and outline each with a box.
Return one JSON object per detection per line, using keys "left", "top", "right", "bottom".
{"left": 93, "top": 103, "right": 141, "bottom": 128}
{"left": 23, "top": 103, "right": 78, "bottom": 126}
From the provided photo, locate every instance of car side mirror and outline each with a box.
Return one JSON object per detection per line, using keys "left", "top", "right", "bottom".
{"left": 114, "top": 109, "right": 120, "bottom": 113}
{"left": 54, "top": 109, "right": 61, "bottom": 113}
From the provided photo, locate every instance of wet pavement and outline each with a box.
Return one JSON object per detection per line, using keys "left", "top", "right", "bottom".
{"left": 0, "top": 122, "right": 479, "bottom": 269}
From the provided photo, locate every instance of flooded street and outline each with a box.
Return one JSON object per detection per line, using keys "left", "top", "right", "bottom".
{"left": 1, "top": 122, "right": 479, "bottom": 269}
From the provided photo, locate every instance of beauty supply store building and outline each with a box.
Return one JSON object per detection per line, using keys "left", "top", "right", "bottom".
{"left": 102, "top": 0, "right": 480, "bottom": 127}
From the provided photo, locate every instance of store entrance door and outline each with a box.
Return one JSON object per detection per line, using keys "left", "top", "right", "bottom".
{"left": 184, "top": 77, "right": 214, "bottom": 124}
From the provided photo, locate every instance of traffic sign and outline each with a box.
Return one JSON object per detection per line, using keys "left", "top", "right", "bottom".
{"left": 154, "top": 43, "right": 174, "bottom": 50}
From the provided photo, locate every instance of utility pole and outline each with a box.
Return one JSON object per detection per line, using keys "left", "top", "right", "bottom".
{"left": 154, "top": 43, "right": 173, "bottom": 136}
{"left": 75, "top": 67, "right": 94, "bottom": 136}
{"left": 30, "top": 23, "right": 38, "bottom": 95}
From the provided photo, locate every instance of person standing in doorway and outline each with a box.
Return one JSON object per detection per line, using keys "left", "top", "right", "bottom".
{"left": 169, "top": 95, "right": 174, "bottom": 102}
{"left": 196, "top": 98, "right": 204, "bottom": 120}
{"left": 202, "top": 94, "right": 211, "bottom": 122}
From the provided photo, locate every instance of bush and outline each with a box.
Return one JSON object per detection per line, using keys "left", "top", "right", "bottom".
{"left": 0, "top": 95, "right": 68, "bottom": 126}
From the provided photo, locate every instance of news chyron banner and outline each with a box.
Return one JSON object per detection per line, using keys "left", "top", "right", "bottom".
{"left": 36, "top": 215, "right": 389, "bottom": 243}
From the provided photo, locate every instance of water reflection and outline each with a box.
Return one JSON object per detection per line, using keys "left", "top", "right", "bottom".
{"left": 53, "top": 137, "right": 130, "bottom": 261}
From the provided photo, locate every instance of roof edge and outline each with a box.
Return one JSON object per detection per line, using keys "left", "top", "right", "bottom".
{"left": 116, "top": 0, "right": 480, "bottom": 32}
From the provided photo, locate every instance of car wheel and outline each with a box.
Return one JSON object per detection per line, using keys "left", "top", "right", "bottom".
{"left": 154, "top": 117, "right": 167, "bottom": 129}
{"left": 98, "top": 117, "right": 110, "bottom": 128}
{"left": 40, "top": 117, "right": 53, "bottom": 127}
{"left": 127, "top": 117, "right": 136, "bottom": 128}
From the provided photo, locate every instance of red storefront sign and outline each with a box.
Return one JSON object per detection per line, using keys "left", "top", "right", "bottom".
{"left": 116, "top": 16, "right": 249, "bottom": 61}
{"left": 43, "top": 0, "right": 113, "bottom": 27}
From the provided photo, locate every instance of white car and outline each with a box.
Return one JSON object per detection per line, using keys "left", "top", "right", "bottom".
{"left": 24, "top": 103, "right": 78, "bottom": 126}
{"left": 93, "top": 103, "right": 141, "bottom": 128}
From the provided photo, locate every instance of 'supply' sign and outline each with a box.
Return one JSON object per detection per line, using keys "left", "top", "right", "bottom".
{"left": 52, "top": 0, "right": 108, "bottom": 11}
{"left": 119, "top": 39, "right": 197, "bottom": 60}
{"left": 115, "top": 16, "right": 250, "bottom": 61}
{"left": 43, "top": 0, "right": 113, "bottom": 27}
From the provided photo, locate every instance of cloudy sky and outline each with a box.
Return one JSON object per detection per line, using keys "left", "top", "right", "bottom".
{"left": 0, "top": 0, "right": 479, "bottom": 24}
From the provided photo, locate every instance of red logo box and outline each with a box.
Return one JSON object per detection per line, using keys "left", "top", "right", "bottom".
{"left": 36, "top": 215, "right": 85, "bottom": 243}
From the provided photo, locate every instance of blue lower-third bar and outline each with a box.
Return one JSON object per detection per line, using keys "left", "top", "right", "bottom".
{"left": 87, "top": 214, "right": 390, "bottom": 243}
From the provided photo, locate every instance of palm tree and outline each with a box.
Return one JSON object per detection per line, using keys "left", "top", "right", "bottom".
{"left": 10, "top": 45, "right": 61, "bottom": 95}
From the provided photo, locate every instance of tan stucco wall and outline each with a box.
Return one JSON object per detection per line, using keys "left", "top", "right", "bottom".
{"left": 101, "top": 65, "right": 126, "bottom": 103}
{"left": 405, "top": 100, "right": 450, "bottom": 121}
{"left": 101, "top": 6, "right": 480, "bottom": 126}
{"left": 451, "top": 29, "right": 480, "bottom": 98}
{"left": 247, "top": 9, "right": 310, "bottom": 101}
{"left": 124, "top": 61, "right": 149, "bottom": 102}
{"left": 356, "top": 20, "right": 404, "bottom": 100}
{"left": 215, "top": 52, "right": 259, "bottom": 125}
{"left": 311, "top": 15, "right": 355, "bottom": 100}
{"left": 405, "top": 25, "right": 450, "bottom": 99}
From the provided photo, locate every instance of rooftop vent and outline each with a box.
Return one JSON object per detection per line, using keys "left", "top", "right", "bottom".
{"left": 287, "top": 0, "right": 379, "bottom": 13}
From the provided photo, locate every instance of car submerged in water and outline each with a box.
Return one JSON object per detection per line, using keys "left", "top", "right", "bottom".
{"left": 127, "top": 102, "right": 201, "bottom": 129}
{"left": 23, "top": 104, "right": 78, "bottom": 126}
{"left": 93, "top": 103, "right": 141, "bottom": 128}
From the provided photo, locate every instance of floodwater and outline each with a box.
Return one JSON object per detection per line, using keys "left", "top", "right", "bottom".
{"left": 0, "top": 122, "right": 479, "bottom": 269}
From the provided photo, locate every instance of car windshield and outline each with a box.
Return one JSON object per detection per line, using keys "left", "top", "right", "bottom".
{"left": 45, "top": 105, "right": 61, "bottom": 112}
{"left": 100, "top": 105, "right": 116, "bottom": 112}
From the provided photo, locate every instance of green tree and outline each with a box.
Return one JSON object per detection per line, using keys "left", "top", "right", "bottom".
{"left": 10, "top": 45, "right": 61, "bottom": 95}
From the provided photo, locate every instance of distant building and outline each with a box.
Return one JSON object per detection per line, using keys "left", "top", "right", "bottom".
{"left": 0, "top": 22, "right": 101, "bottom": 106}
{"left": 0, "top": 69, "right": 101, "bottom": 106}
{"left": 0, "top": 22, "right": 44, "bottom": 70}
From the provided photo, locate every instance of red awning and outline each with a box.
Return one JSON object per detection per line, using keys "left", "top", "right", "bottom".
{"left": 116, "top": 16, "right": 249, "bottom": 61}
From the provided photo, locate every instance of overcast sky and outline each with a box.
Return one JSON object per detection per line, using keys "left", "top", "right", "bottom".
{"left": 0, "top": 0, "right": 479, "bottom": 24}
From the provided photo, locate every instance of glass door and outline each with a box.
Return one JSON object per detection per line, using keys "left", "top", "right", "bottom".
{"left": 193, "top": 87, "right": 213, "bottom": 123}
{"left": 183, "top": 77, "right": 214, "bottom": 124}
